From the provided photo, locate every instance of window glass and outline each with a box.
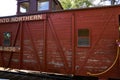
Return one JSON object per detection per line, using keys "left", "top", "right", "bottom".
{"left": 3, "top": 32, "right": 11, "bottom": 46}
{"left": 78, "top": 29, "right": 90, "bottom": 47}
{"left": 20, "top": 2, "right": 29, "bottom": 13}
{"left": 37, "top": 0, "right": 49, "bottom": 11}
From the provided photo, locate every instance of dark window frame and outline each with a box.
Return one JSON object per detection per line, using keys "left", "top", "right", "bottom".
{"left": 3, "top": 32, "right": 11, "bottom": 46}
{"left": 77, "top": 29, "right": 90, "bottom": 47}
{"left": 19, "top": 1, "right": 30, "bottom": 13}
{"left": 52, "top": 0, "right": 58, "bottom": 11}
{"left": 37, "top": 0, "right": 50, "bottom": 11}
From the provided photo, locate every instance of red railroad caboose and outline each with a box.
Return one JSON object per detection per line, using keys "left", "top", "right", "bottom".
{"left": 0, "top": 0, "right": 120, "bottom": 80}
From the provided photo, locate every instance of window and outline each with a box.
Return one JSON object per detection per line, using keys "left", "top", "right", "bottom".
{"left": 20, "top": 2, "right": 29, "bottom": 13}
{"left": 78, "top": 29, "right": 90, "bottom": 47}
{"left": 3, "top": 32, "right": 11, "bottom": 46}
{"left": 37, "top": 0, "right": 49, "bottom": 11}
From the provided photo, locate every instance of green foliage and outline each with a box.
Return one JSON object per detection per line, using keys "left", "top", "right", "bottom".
{"left": 59, "top": 0, "right": 93, "bottom": 9}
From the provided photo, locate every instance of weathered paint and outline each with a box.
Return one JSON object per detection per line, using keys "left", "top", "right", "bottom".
{"left": 0, "top": 6, "right": 120, "bottom": 79}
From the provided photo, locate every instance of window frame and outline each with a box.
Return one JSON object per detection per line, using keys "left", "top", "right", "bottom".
{"left": 77, "top": 29, "right": 90, "bottom": 47}
{"left": 3, "top": 32, "right": 12, "bottom": 47}
{"left": 19, "top": 1, "right": 30, "bottom": 13}
{"left": 37, "top": 0, "right": 50, "bottom": 11}
{"left": 52, "top": 1, "right": 57, "bottom": 11}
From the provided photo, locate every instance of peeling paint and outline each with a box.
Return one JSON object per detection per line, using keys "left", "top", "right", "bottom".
{"left": 48, "top": 60, "right": 64, "bottom": 67}
{"left": 88, "top": 59, "right": 99, "bottom": 62}
{"left": 23, "top": 60, "right": 36, "bottom": 63}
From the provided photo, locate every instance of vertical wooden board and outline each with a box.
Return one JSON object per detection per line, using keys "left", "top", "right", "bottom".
{"left": 47, "top": 19, "right": 66, "bottom": 73}
{"left": 21, "top": 21, "right": 44, "bottom": 71}
{"left": 46, "top": 13, "right": 72, "bottom": 74}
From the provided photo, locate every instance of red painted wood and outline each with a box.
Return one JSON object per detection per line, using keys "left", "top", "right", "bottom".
{"left": 0, "top": 5, "right": 120, "bottom": 79}
{"left": 19, "top": 22, "right": 24, "bottom": 69}
{"left": 43, "top": 20, "right": 47, "bottom": 71}
{"left": 48, "top": 16, "right": 69, "bottom": 73}
{"left": 72, "top": 14, "right": 76, "bottom": 74}
{"left": 7, "top": 23, "right": 21, "bottom": 68}
{"left": 25, "top": 22, "right": 41, "bottom": 70}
